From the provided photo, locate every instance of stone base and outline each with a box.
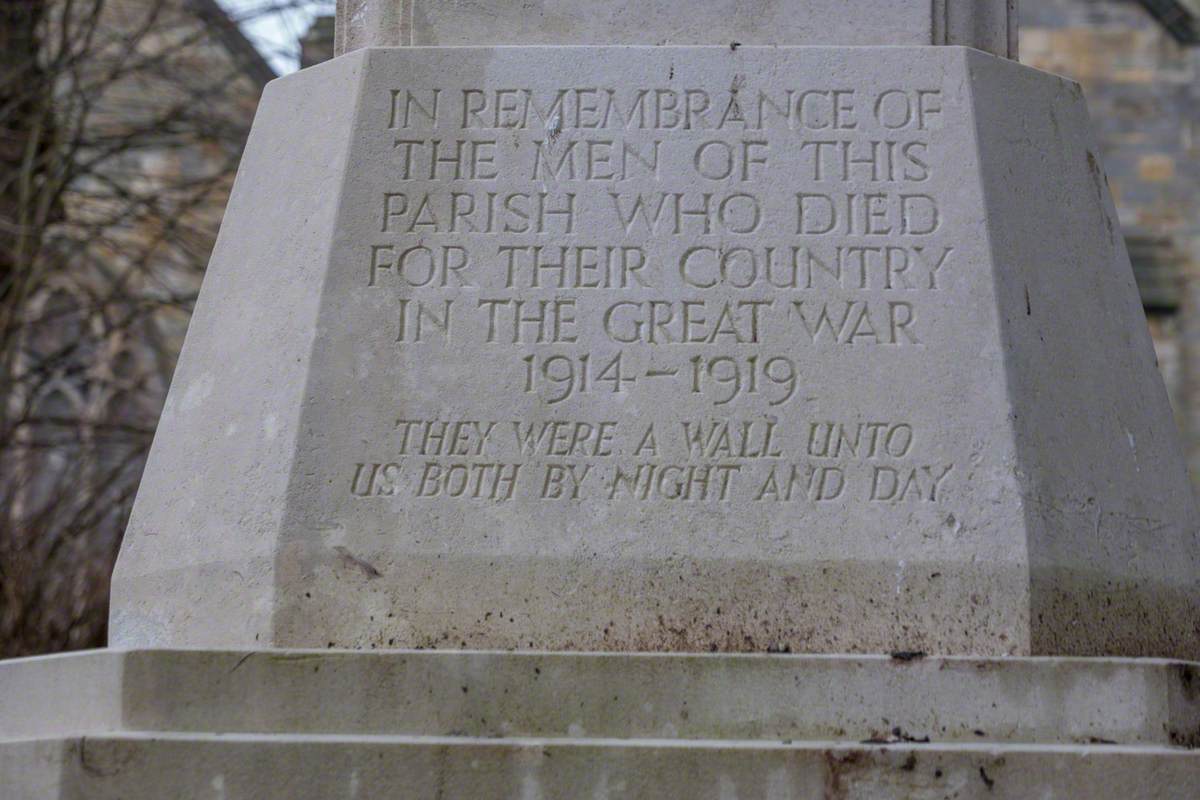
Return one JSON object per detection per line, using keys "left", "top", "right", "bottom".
{"left": 2, "top": 650, "right": 1198, "bottom": 798}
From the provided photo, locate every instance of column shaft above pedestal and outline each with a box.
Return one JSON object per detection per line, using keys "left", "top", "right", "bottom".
{"left": 334, "top": 0, "right": 1019, "bottom": 59}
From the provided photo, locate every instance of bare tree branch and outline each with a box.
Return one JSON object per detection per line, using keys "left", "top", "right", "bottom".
{"left": 1, "top": 0, "right": 329, "bottom": 657}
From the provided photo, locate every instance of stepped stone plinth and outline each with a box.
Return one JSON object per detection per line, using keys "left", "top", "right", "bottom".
{"left": 3, "top": 649, "right": 1199, "bottom": 797}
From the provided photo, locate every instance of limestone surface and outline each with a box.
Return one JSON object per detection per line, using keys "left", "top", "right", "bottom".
{"left": 109, "top": 45, "right": 1199, "bottom": 658}
{"left": 335, "top": 0, "right": 1020, "bottom": 58}
{"left": 1, "top": 649, "right": 1198, "bottom": 798}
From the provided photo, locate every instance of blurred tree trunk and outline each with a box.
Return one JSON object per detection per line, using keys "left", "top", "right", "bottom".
{"left": 0, "top": 0, "right": 56, "bottom": 657}
{"left": 1, "top": 0, "right": 56, "bottom": 412}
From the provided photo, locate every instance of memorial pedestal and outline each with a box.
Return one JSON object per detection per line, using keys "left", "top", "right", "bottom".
{"left": 2, "top": 649, "right": 1198, "bottom": 798}
{"left": 110, "top": 44, "right": 1200, "bottom": 661}
{"left": 6, "top": 3, "right": 1199, "bottom": 798}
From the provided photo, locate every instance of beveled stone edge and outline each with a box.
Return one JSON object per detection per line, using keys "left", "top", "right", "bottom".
{"left": 2, "top": 649, "right": 1196, "bottom": 748}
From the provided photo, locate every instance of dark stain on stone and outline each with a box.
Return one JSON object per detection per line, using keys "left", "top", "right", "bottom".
{"left": 1169, "top": 729, "right": 1200, "bottom": 749}
{"left": 891, "top": 650, "right": 926, "bottom": 662}
{"left": 730, "top": 41, "right": 741, "bottom": 50}
{"left": 78, "top": 737, "right": 136, "bottom": 778}
{"left": 823, "top": 750, "right": 867, "bottom": 799}
{"left": 864, "top": 727, "right": 929, "bottom": 745}
{"left": 1176, "top": 663, "right": 1198, "bottom": 700}
{"left": 334, "top": 546, "right": 383, "bottom": 579}
{"left": 1024, "top": 285, "right": 1032, "bottom": 316}
{"left": 1166, "top": 668, "right": 1200, "bottom": 750}
{"left": 979, "top": 766, "right": 995, "bottom": 789}
{"left": 900, "top": 753, "right": 918, "bottom": 771}
{"left": 892, "top": 727, "right": 930, "bottom": 743}
{"left": 1085, "top": 151, "right": 1116, "bottom": 244}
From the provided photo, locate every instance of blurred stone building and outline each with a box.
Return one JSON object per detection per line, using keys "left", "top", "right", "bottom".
{"left": 0, "top": 0, "right": 273, "bottom": 655}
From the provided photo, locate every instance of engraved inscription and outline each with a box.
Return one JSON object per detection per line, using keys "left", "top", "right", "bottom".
{"left": 355, "top": 79, "right": 959, "bottom": 508}
{"left": 347, "top": 418, "right": 952, "bottom": 505}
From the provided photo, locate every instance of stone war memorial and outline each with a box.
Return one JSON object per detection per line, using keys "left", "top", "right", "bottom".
{"left": 3, "top": 0, "right": 1199, "bottom": 796}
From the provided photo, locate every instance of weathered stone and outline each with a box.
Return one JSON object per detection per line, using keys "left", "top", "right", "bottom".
{"left": 12, "top": 735, "right": 1198, "bottom": 799}
{"left": 335, "top": 0, "right": 1021, "bottom": 59}
{"left": 7, "top": 4, "right": 1200, "bottom": 798}
{"left": 1, "top": 649, "right": 1198, "bottom": 798}
{"left": 5, "top": 649, "right": 1200, "bottom": 745}
{"left": 109, "top": 43, "right": 1200, "bottom": 658}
